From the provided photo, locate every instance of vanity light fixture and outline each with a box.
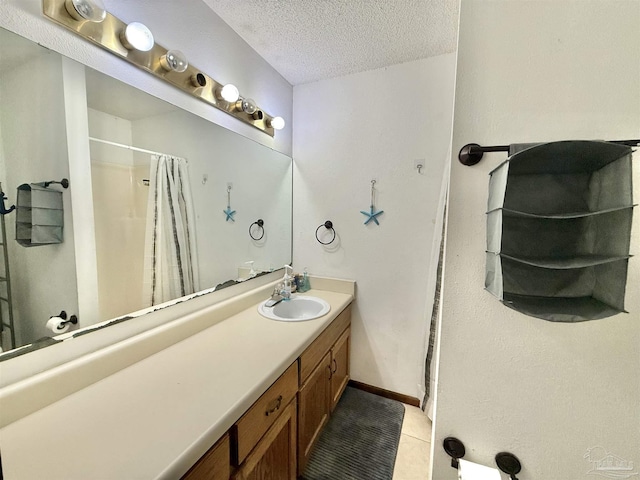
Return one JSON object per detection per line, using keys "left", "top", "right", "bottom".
{"left": 236, "top": 97, "right": 258, "bottom": 115}
{"left": 218, "top": 84, "right": 240, "bottom": 103}
{"left": 269, "top": 116, "right": 285, "bottom": 130}
{"left": 120, "top": 22, "right": 155, "bottom": 52}
{"left": 191, "top": 73, "right": 207, "bottom": 88}
{"left": 159, "top": 49, "right": 188, "bottom": 73}
{"left": 64, "top": 0, "right": 106, "bottom": 22}
{"left": 44, "top": 0, "right": 279, "bottom": 136}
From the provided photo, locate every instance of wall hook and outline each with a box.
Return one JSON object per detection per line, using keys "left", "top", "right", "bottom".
{"left": 0, "top": 191, "right": 15, "bottom": 215}
{"left": 315, "top": 220, "right": 336, "bottom": 245}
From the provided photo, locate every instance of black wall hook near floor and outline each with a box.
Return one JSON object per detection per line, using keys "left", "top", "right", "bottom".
{"left": 495, "top": 452, "right": 522, "bottom": 480}
{"left": 443, "top": 437, "right": 466, "bottom": 469}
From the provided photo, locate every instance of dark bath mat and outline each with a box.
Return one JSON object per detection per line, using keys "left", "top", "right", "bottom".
{"left": 301, "top": 386, "right": 405, "bottom": 480}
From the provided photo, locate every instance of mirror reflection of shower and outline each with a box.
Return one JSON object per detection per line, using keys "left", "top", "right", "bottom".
{"left": 88, "top": 113, "right": 152, "bottom": 322}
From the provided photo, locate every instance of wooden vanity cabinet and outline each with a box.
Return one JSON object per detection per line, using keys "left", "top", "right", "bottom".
{"left": 233, "top": 399, "right": 297, "bottom": 480}
{"left": 297, "top": 306, "right": 351, "bottom": 474}
{"left": 181, "top": 433, "right": 230, "bottom": 480}
{"left": 185, "top": 303, "right": 352, "bottom": 480}
{"left": 329, "top": 327, "right": 350, "bottom": 412}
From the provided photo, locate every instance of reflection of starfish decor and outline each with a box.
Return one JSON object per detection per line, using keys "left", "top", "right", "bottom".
{"left": 223, "top": 206, "right": 236, "bottom": 222}
{"left": 224, "top": 184, "right": 236, "bottom": 221}
{"left": 360, "top": 205, "right": 384, "bottom": 225}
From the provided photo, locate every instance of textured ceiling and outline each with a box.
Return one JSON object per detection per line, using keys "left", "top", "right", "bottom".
{"left": 202, "top": 0, "right": 459, "bottom": 85}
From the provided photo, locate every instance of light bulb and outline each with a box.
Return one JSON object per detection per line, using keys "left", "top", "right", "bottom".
{"left": 160, "top": 50, "right": 188, "bottom": 73}
{"left": 219, "top": 84, "right": 239, "bottom": 103}
{"left": 120, "top": 22, "right": 155, "bottom": 52}
{"left": 64, "top": 0, "right": 106, "bottom": 22}
{"left": 237, "top": 98, "right": 257, "bottom": 115}
{"left": 269, "top": 116, "right": 285, "bottom": 130}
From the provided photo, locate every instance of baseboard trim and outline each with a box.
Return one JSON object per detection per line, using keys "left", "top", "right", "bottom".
{"left": 348, "top": 380, "right": 420, "bottom": 407}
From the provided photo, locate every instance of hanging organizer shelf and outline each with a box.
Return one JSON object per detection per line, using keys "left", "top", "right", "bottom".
{"left": 484, "top": 140, "right": 634, "bottom": 322}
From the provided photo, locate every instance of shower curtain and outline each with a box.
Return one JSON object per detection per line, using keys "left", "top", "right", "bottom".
{"left": 142, "top": 154, "right": 199, "bottom": 307}
{"left": 421, "top": 157, "right": 450, "bottom": 420}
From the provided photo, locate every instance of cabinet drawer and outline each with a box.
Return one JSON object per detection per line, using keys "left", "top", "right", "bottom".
{"left": 182, "top": 433, "right": 230, "bottom": 480}
{"left": 233, "top": 361, "right": 298, "bottom": 465}
{"left": 299, "top": 306, "right": 351, "bottom": 383}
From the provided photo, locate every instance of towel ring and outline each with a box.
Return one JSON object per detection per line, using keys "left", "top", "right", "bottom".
{"left": 249, "top": 219, "right": 265, "bottom": 240}
{"left": 315, "top": 220, "right": 336, "bottom": 245}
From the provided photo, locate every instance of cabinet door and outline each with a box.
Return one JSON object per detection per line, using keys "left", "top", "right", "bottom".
{"left": 297, "top": 352, "right": 331, "bottom": 475}
{"left": 236, "top": 399, "right": 297, "bottom": 480}
{"left": 182, "top": 433, "right": 230, "bottom": 480}
{"left": 330, "top": 328, "right": 350, "bottom": 412}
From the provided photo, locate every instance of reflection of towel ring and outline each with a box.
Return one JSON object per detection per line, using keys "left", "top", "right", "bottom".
{"left": 249, "top": 219, "right": 265, "bottom": 240}
{"left": 315, "top": 220, "right": 336, "bottom": 245}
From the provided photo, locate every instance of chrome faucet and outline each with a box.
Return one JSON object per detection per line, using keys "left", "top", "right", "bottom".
{"left": 265, "top": 284, "right": 284, "bottom": 307}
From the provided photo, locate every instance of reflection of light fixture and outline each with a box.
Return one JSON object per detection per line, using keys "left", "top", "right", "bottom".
{"left": 268, "top": 116, "right": 285, "bottom": 130}
{"left": 218, "top": 84, "right": 240, "bottom": 103}
{"left": 64, "top": 0, "right": 107, "bottom": 22}
{"left": 120, "top": 22, "right": 155, "bottom": 51}
{"left": 236, "top": 97, "right": 257, "bottom": 115}
{"left": 160, "top": 50, "right": 188, "bottom": 72}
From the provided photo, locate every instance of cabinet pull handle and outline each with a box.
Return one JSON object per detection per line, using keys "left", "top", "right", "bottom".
{"left": 265, "top": 395, "right": 283, "bottom": 416}
{"left": 332, "top": 358, "right": 337, "bottom": 374}
{"left": 327, "top": 364, "right": 332, "bottom": 380}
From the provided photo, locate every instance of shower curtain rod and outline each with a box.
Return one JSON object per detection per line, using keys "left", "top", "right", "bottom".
{"left": 89, "top": 137, "right": 183, "bottom": 160}
{"left": 458, "top": 139, "right": 640, "bottom": 166}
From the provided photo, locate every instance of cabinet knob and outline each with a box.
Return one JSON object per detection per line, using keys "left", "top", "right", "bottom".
{"left": 332, "top": 358, "right": 337, "bottom": 374}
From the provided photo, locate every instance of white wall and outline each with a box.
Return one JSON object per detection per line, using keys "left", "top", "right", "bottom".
{"left": 293, "top": 55, "right": 457, "bottom": 398}
{"left": 433, "top": 1, "right": 640, "bottom": 479}
{"left": 0, "top": 0, "right": 293, "bottom": 156}
{"left": 0, "top": 52, "right": 79, "bottom": 347}
{"left": 133, "top": 110, "right": 292, "bottom": 287}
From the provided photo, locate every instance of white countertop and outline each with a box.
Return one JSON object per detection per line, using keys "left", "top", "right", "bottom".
{"left": 0, "top": 288, "right": 353, "bottom": 480}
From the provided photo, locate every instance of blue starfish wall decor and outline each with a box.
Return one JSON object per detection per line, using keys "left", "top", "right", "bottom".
{"left": 223, "top": 185, "right": 236, "bottom": 222}
{"left": 360, "top": 179, "right": 384, "bottom": 225}
{"left": 223, "top": 206, "right": 236, "bottom": 222}
{"left": 360, "top": 205, "right": 384, "bottom": 225}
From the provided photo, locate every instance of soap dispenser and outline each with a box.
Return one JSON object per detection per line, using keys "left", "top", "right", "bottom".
{"left": 245, "top": 260, "right": 257, "bottom": 278}
{"left": 282, "top": 264, "right": 293, "bottom": 300}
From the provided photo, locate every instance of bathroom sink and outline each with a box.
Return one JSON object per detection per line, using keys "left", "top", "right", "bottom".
{"left": 258, "top": 295, "right": 330, "bottom": 322}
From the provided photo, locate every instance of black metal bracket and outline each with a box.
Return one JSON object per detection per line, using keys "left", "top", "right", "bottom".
{"left": 443, "top": 437, "right": 466, "bottom": 469}
{"left": 54, "top": 310, "right": 78, "bottom": 329}
{"left": 315, "top": 220, "right": 336, "bottom": 245}
{"left": 458, "top": 139, "right": 639, "bottom": 165}
{"left": 495, "top": 452, "right": 522, "bottom": 480}
{"left": 41, "top": 178, "right": 70, "bottom": 189}
{"left": 249, "top": 219, "right": 265, "bottom": 241}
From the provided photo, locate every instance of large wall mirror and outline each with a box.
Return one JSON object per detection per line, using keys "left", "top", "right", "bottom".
{"left": 0, "top": 26, "right": 292, "bottom": 360}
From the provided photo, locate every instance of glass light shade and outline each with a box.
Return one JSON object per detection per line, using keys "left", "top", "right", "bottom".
{"left": 160, "top": 50, "right": 188, "bottom": 73}
{"left": 64, "top": 0, "right": 107, "bottom": 22}
{"left": 220, "top": 84, "right": 240, "bottom": 103}
{"left": 120, "top": 22, "right": 155, "bottom": 52}
{"left": 238, "top": 98, "right": 258, "bottom": 115}
{"left": 269, "top": 116, "right": 285, "bottom": 130}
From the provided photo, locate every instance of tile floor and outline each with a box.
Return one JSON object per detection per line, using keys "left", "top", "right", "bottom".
{"left": 393, "top": 404, "right": 433, "bottom": 480}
